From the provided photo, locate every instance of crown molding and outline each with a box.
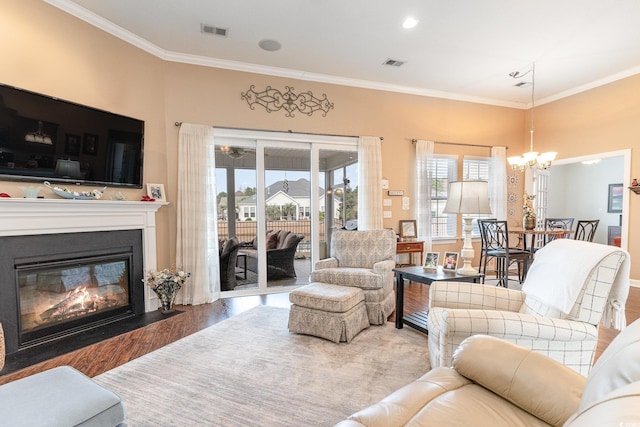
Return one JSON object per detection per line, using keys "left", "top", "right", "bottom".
{"left": 44, "top": 0, "right": 640, "bottom": 111}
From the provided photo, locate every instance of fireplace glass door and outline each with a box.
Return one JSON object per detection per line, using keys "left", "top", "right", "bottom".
{"left": 18, "top": 254, "right": 132, "bottom": 343}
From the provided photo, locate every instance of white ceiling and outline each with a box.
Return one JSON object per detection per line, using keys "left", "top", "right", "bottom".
{"left": 48, "top": 0, "right": 640, "bottom": 108}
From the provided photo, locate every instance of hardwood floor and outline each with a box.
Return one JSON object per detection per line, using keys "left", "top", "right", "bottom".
{"left": 1, "top": 285, "right": 639, "bottom": 386}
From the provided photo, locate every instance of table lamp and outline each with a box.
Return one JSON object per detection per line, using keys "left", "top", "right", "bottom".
{"left": 442, "top": 180, "right": 492, "bottom": 275}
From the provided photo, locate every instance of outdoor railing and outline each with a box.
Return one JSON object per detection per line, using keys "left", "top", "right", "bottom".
{"left": 217, "top": 219, "right": 344, "bottom": 256}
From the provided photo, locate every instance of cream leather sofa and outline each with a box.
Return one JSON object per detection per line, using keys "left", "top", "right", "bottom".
{"left": 336, "top": 317, "right": 640, "bottom": 427}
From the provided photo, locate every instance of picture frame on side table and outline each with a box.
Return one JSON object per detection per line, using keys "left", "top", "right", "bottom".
{"left": 399, "top": 220, "right": 417, "bottom": 239}
{"left": 443, "top": 252, "right": 459, "bottom": 271}
{"left": 423, "top": 252, "right": 439, "bottom": 271}
{"left": 146, "top": 183, "right": 166, "bottom": 201}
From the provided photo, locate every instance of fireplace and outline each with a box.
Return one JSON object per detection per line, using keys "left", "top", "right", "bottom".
{"left": 0, "top": 230, "right": 145, "bottom": 355}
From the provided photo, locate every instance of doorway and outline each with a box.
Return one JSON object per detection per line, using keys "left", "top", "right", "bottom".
{"left": 546, "top": 149, "right": 630, "bottom": 248}
{"left": 213, "top": 129, "right": 358, "bottom": 296}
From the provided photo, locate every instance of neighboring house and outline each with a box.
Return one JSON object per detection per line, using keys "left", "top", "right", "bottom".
{"left": 237, "top": 178, "right": 337, "bottom": 221}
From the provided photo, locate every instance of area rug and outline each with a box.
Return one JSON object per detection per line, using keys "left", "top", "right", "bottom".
{"left": 94, "top": 306, "right": 430, "bottom": 426}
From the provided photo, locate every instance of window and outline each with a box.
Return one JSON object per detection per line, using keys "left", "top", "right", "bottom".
{"left": 463, "top": 156, "right": 491, "bottom": 236}
{"left": 429, "top": 156, "right": 457, "bottom": 238}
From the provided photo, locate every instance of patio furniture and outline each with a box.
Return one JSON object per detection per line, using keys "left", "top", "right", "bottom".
{"left": 240, "top": 230, "right": 304, "bottom": 280}
{"left": 219, "top": 237, "right": 240, "bottom": 291}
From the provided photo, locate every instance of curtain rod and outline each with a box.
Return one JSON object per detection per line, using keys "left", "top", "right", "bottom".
{"left": 175, "top": 122, "right": 383, "bottom": 140}
{"left": 411, "top": 139, "right": 508, "bottom": 150}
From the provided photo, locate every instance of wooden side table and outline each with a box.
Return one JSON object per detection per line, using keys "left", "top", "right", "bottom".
{"left": 396, "top": 240, "right": 424, "bottom": 267}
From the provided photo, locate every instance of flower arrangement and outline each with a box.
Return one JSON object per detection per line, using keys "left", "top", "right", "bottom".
{"left": 144, "top": 267, "right": 190, "bottom": 312}
{"left": 523, "top": 193, "right": 536, "bottom": 218}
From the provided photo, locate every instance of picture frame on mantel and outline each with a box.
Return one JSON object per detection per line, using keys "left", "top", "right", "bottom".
{"left": 147, "top": 183, "right": 166, "bottom": 201}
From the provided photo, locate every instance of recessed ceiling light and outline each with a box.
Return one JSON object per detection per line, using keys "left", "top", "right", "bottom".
{"left": 402, "top": 17, "right": 419, "bottom": 29}
{"left": 259, "top": 39, "right": 282, "bottom": 52}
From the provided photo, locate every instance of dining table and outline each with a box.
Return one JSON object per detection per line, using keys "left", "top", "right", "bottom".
{"left": 511, "top": 227, "right": 574, "bottom": 252}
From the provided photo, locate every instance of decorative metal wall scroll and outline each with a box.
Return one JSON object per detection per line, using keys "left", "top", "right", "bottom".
{"left": 241, "top": 85, "right": 334, "bottom": 117}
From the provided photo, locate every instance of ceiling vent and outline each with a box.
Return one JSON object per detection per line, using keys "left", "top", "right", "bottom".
{"left": 383, "top": 58, "right": 406, "bottom": 67}
{"left": 201, "top": 24, "right": 228, "bottom": 37}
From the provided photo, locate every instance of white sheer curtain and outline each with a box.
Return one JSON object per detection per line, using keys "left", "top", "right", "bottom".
{"left": 415, "top": 140, "right": 434, "bottom": 251}
{"left": 358, "top": 136, "right": 383, "bottom": 230}
{"left": 176, "top": 123, "right": 219, "bottom": 305}
{"left": 489, "top": 146, "right": 508, "bottom": 220}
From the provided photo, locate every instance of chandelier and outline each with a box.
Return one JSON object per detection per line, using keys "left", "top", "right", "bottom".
{"left": 25, "top": 120, "right": 53, "bottom": 145}
{"left": 507, "top": 63, "right": 557, "bottom": 171}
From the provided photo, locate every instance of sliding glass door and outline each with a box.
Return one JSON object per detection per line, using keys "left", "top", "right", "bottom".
{"left": 214, "top": 129, "right": 357, "bottom": 295}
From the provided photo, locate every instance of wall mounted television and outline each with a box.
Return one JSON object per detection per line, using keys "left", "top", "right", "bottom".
{"left": 0, "top": 83, "right": 144, "bottom": 189}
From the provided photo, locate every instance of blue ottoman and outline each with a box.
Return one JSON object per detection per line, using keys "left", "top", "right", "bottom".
{"left": 0, "top": 366, "right": 125, "bottom": 426}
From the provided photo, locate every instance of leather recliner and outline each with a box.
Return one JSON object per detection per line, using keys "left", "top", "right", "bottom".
{"left": 336, "top": 317, "right": 640, "bottom": 427}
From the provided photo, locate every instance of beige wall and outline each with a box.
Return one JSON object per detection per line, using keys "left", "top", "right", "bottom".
{"left": 3, "top": 0, "right": 639, "bottom": 279}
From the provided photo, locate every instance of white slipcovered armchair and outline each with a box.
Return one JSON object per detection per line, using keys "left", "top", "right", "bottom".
{"left": 427, "top": 239, "right": 630, "bottom": 376}
{"left": 310, "top": 229, "right": 396, "bottom": 325}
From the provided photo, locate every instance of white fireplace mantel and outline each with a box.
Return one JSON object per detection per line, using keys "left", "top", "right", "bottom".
{"left": 0, "top": 198, "right": 168, "bottom": 312}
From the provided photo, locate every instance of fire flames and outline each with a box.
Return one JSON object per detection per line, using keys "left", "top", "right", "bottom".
{"left": 40, "top": 287, "right": 105, "bottom": 322}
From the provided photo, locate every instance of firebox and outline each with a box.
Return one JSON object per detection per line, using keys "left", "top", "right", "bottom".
{"left": 0, "top": 230, "right": 144, "bottom": 355}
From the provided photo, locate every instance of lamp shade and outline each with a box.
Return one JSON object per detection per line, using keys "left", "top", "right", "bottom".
{"left": 442, "top": 180, "right": 492, "bottom": 215}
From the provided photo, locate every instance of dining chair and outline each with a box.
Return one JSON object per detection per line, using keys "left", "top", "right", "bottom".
{"left": 543, "top": 217, "right": 575, "bottom": 245}
{"left": 575, "top": 219, "right": 599, "bottom": 242}
{"left": 478, "top": 220, "right": 531, "bottom": 287}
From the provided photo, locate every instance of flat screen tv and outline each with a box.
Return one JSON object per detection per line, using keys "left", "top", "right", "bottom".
{"left": 0, "top": 83, "right": 144, "bottom": 188}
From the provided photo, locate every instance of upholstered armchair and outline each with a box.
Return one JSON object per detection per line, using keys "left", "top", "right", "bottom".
{"left": 427, "top": 239, "right": 630, "bottom": 376}
{"left": 309, "top": 229, "right": 396, "bottom": 325}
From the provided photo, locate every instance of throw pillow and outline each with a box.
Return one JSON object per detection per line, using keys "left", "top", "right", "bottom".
{"left": 266, "top": 233, "right": 278, "bottom": 250}
{"left": 282, "top": 232, "right": 300, "bottom": 250}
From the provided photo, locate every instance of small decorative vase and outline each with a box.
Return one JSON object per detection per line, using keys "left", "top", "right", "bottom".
{"left": 523, "top": 215, "right": 536, "bottom": 230}
{"left": 152, "top": 283, "right": 180, "bottom": 313}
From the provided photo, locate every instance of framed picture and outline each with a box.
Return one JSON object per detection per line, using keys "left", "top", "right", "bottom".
{"left": 147, "top": 183, "right": 166, "bottom": 201}
{"left": 443, "top": 252, "right": 459, "bottom": 271}
{"left": 607, "top": 183, "right": 623, "bottom": 213}
{"left": 64, "top": 134, "right": 81, "bottom": 156}
{"left": 399, "top": 220, "right": 417, "bottom": 239}
{"left": 83, "top": 133, "right": 98, "bottom": 155}
{"left": 423, "top": 252, "right": 440, "bottom": 271}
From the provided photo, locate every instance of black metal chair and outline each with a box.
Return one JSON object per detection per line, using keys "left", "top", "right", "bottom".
{"left": 543, "top": 217, "right": 575, "bottom": 246}
{"left": 478, "top": 220, "right": 532, "bottom": 287}
{"left": 574, "top": 219, "right": 599, "bottom": 242}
